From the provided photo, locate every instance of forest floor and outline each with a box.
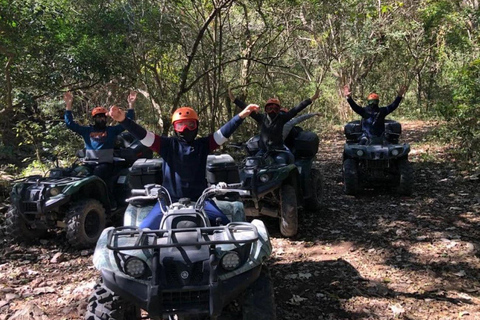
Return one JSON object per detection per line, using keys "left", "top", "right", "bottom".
{"left": 1, "top": 120, "right": 480, "bottom": 320}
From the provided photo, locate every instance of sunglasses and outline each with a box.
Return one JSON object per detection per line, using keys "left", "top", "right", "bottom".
{"left": 265, "top": 104, "right": 280, "bottom": 113}
{"left": 173, "top": 119, "right": 197, "bottom": 132}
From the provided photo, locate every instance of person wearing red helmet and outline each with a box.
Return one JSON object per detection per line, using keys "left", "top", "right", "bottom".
{"left": 229, "top": 88, "right": 320, "bottom": 163}
{"left": 343, "top": 84, "right": 407, "bottom": 144}
{"left": 109, "top": 103, "right": 259, "bottom": 228}
{"left": 64, "top": 91, "right": 137, "bottom": 206}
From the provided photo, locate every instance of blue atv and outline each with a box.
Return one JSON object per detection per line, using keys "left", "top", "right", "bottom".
{"left": 85, "top": 180, "right": 275, "bottom": 320}
{"left": 342, "top": 120, "right": 413, "bottom": 195}
{"left": 5, "top": 133, "right": 152, "bottom": 248}
{"left": 231, "top": 130, "right": 323, "bottom": 238}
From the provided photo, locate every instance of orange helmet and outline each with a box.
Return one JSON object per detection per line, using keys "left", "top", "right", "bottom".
{"left": 91, "top": 106, "right": 108, "bottom": 117}
{"left": 367, "top": 93, "right": 379, "bottom": 100}
{"left": 171, "top": 107, "right": 199, "bottom": 124}
{"left": 265, "top": 98, "right": 281, "bottom": 107}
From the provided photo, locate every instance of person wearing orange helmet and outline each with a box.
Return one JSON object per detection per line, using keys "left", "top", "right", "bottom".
{"left": 64, "top": 91, "right": 137, "bottom": 205}
{"left": 109, "top": 103, "right": 259, "bottom": 228}
{"left": 343, "top": 84, "right": 407, "bottom": 144}
{"left": 229, "top": 88, "right": 320, "bottom": 163}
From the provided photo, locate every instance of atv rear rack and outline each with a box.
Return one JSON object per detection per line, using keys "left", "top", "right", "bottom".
{"left": 106, "top": 222, "right": 259, "bottom": 251}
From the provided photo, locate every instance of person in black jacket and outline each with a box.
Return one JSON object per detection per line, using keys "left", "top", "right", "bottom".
{"left": 229, "top": 88, "right": 320, "bottom": 164}
{"left": 343, "top": 84, "right": 407, "bottom": 144}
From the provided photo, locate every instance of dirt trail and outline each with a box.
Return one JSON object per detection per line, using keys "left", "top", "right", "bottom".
{"left": 1, "top": 120, "right": 479, "bottom": 320}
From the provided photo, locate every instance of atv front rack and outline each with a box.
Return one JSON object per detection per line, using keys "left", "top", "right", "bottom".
{"left": 106, "top": 222, "right": 259, "bottom": 251}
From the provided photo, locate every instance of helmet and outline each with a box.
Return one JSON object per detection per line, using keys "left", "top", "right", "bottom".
{"left": 171, "top": 107, "right": 199, "bottom": 124}
{"left": 91, "top": 106, "right": 108, "bottom": 117}
{"left": 265, "top": 98, "right": 281, "bottom": 107}
{"left": 367, "top": 93, "right": 379, "bottom": 100}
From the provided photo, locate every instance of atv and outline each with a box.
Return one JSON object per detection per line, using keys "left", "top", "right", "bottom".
{"left": 342, "top": 120, "right": 413, "bottom": 196}
{"left": 85, "top": 182, "right": 275, "bottom": 320}
{"left": 5, "top": 132, "right": 153, "bottom": 248}
{"left": 229, "top": 130, "right": 323, "bottom": 238}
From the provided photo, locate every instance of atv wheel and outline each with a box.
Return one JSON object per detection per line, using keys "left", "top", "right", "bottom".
{"left": 65, "top": 199, "right": 106, "bottom": 248}
{"left": 305, "top": 168, "right": 323, "bottom": 211}
{"left": 343, "top": 159, "right": 359, "bottom": 195}
{"left": 279, "top": 184, "right": 298, "bottom": 237}
{"left": 5, "top": 205, "right": 47, "bottom": 243}
{"left": 85, "top": 283, "right": 141, "bottom": 320}
{"left": 397, "top": 159, "right": 414, "bottom": 196}
{"left": 241, "top": 267, "right": 276, "bottom": 320}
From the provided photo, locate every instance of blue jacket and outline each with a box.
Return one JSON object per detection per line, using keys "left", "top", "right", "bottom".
{"left": 347, "top": 97, "right": 402, "bottom": 137}
{"left": 120, "top": 115, "right": 244, "bottom": 201}
{"left": 64, "top": 109, "right": 135, "bottom": 163}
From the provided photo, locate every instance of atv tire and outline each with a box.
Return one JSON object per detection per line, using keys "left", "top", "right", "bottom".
{"left": 240, "top": 267, "right": 276, "bottom": 320}
{"left": 66, "top": 199, "right": 106, "bottom": 248}
{"left": 5, "top": 205, "right": 47, "bottom": 243}
{"left": 305, "top": 168, "right": 323, "bottom": 211}
{"left": 343, "top": 159, "right": 359, "bottom": 195}
{"left": 279, "top": 184, "right": 298, "bottom": 237}
{"left": 397, "top": 159, "right": 414, "bottom": 196}
{"left": 85, "top": 283, "right": 141, "bottom": 320}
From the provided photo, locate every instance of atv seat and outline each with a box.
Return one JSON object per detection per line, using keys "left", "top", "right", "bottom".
{"left": 160, "top": 213, "right": 207, "bottom": 229}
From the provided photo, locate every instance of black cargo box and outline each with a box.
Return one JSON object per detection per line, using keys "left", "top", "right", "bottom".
{"left": 293, "top": 131, "right": 319, "bottom": 158}
{"left": 385, "top": 120, "right": 402, "bottom": 143}
{"left": 129, "top": 158, "right": 163, "bottom": 189}
{"left": 246, "top": 135, "right": 260, "bottom": 156}
{"left": 344, "top": 120, "right": 362, "bottom": 142}
{"left": 206, "top": 154, "right": 240, "bottom": 185}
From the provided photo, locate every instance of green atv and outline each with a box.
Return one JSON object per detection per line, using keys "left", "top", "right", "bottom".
{"left": 5, "top": 133, "right": 153, "bottom": 248}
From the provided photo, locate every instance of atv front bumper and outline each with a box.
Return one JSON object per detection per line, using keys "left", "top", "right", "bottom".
{"left": 101, "top": 264, "right": 262, "bottom": 317}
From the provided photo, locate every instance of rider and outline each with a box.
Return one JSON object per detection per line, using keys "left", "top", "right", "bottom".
{"left": 229, "top": 88, "right": 320, "bottom": 164}
{"left": 64, "top": 91, "right": 137, "bottom": 207}
{"left": 343, "top": 84, "right": 407, "bottom": 144}
{"left": 108, "top": 103, "right": 259, "bottom": 229}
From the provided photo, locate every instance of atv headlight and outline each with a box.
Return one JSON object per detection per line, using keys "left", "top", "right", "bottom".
{"left": 221, "top": 251, "right": 241, "bottom": 271}
{"left": 391, "top": 149, "right": 399, "bottom": 156}
{"left": 124, "top": 257, "right": 147, "bottom": 278}
{"left": 356, "top": 150, "right": 364, "bottom": 156}
{"left": 49, "top": 187, "right": 62, "bottom": 196}
{"left": 259, "top": 174, "right": 270, "bottom": 183}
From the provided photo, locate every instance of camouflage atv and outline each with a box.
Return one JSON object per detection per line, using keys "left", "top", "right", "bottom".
{"left": 5, "top": 133, "right": 152, "bottom": 248}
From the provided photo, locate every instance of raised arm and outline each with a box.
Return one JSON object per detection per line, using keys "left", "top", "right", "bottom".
{"left": 285, "top": 88, "right": 320, "bottom": 120}
{"left": 385, "top": 85, "right": 407, "bottom": 115}
{"left": 63, "top": 92, "right": 89, "bottom": 135}
{"left": 229, "top": 89, "right": 263, "bottom": 124}
{"left": 210, "top": 104, "right": 260, "bottom": 151}
{"left": 343, "top": 85, "right": 366, "bottom": 117}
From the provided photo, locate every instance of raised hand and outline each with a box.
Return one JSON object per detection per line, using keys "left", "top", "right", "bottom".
{"left": 228, "top": 88, "right": 235, "bottom": 102}
{"left": 343, "top": 85, "right": 351, "bottom": 98}
{"left": 108, "top": 105, "right": 126, "bottom": 122}
{"left": 239, "top": 104, "right": 260, "bottom": 119}
{"left": 398, "top": 85, "right": 407, "bottom": 97}
{"left": 64, "top": 92, "right": 73, "bottom": 110}
{"left": 127, "top": 91, "right": 137, "bottom": 108}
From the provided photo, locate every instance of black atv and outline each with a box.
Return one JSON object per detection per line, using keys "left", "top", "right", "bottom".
{"left": 86, "top": 180, "right": 275, "bottom": 320}
{"left": 342, "top": 120, "right": 413, "bottom": 196}
{"left": 5, "top": 133, "right": 153, "bottom": 248}
{"left": 228, "top": 130, "right": 323, "bottom": 238}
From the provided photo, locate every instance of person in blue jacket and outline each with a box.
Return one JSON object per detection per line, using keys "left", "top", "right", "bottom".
{"left": 343, "top": 84, "right": 407, "bottom": 144}
{"left": 64, "top": 91, "right": 137, "bottom": 207}
{"left": 109, "top": 103, "right": 259, "bottom": 229}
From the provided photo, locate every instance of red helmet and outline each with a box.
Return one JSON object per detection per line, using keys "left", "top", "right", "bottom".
{"left": 265, "top": 98, "right": 281, "bottom": 107}
{"left": 367, "top": 93, "right": 379, "bottom": 100}
{"left": 91, "top": 106, "right": 108, "bottom": 117}
{"left": 171, "top": 106, "right": 199, "bottom": 124}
